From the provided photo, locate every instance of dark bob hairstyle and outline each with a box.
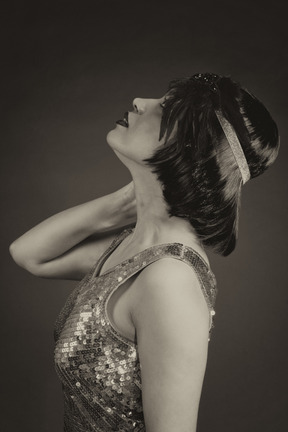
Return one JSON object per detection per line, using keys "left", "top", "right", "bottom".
{"left": 145, "top": 73, "right": 280, "bottom": 256}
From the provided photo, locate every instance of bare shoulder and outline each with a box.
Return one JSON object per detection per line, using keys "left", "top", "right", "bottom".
{"left": 133, "top": 258, "right": 210, "bottom": 312}
{"left": 132, "top": 258, "right": 211, "bottom": 342}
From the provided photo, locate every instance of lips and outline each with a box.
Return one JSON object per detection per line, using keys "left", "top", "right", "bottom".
{"left": 116, "top": 111, "right": 129, "bottom": 128}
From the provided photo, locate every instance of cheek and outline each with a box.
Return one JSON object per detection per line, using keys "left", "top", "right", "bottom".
{"left": 130, "top": 118, "right": 161, "bottom": 147}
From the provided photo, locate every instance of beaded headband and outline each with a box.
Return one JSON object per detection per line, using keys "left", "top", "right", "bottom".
{"left": 192, "top": 73, "right": 251, "bottom": 184}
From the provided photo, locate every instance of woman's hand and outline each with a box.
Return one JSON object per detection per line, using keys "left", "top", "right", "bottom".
{"left": 113, "top": 181, "right": 136, "bottom": 226}
{"left": 9, "top": 183, "right": 137, "bottom": 280}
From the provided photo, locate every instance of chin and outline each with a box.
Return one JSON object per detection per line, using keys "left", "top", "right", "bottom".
{"left": 106, "top": 129, "right": 118, "bottom": 148}
{"left": 106, "top": 131, "right": 132, "bottom": 167}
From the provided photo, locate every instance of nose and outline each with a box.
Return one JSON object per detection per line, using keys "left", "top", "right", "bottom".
{"left": 132, "top": 98, "right": 145, "bottom": 114}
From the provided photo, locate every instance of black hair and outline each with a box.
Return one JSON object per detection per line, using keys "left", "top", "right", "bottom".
{"left": 144, "top": 74, "right": 279, "bottom": 256}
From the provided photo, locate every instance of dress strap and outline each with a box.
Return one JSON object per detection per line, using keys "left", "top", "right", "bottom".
{"left": 91, "top": 228, "right": 133, "bottom": 278}
{"left": 103, "top": 242, "right": 217, "bottom": 345}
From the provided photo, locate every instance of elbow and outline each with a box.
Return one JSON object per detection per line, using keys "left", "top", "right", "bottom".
{"left": 9, "top": 241, "right": 21, "bottom": 264}
{"left": 9, "top": 241, "right": 41, "bottom": 276}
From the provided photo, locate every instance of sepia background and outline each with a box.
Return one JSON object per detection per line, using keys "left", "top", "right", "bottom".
{"left": 1, "top": 0, "right": 287, "bottom": 431}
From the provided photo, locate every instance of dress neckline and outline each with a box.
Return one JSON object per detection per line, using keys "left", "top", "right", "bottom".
{"left": 95, "top": 229, "right": 211, "bottom": 279}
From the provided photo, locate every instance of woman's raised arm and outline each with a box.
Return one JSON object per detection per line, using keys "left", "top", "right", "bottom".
{"left": 9, "top": 182, "right": 136, "bottom": 280}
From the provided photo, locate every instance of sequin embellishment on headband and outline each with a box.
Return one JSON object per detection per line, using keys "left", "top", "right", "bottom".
{"left": 54, "top": 229, "right": 217, "bottom": 431}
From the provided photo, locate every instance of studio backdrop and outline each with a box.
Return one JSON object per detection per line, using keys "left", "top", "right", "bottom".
{"left": 1, "top": 1, "right": 287, "bottom": 431}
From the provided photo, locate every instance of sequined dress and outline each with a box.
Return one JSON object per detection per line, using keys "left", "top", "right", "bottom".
{"left": 54, "top": 229, "right": 217, "bottom": 432}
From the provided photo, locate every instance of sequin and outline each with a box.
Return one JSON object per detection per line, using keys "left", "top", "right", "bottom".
{"left": 191, "top": 72, "right": 219, "bottom": 93}
{"left": 54, "top": 229, "right": 217, "bottom": 431}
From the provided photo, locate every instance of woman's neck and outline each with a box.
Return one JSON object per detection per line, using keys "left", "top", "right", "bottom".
{"left": 127, "top": 169, "right": 202, "bottom": 252}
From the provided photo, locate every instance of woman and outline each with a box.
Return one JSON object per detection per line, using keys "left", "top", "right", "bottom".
{"left": 9, "top": 73, "right": 279, "bottom": 432}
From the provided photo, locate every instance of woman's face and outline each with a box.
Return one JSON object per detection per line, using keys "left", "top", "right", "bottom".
{"left": 106, "top": 96, "right": 167, "bottom": 164}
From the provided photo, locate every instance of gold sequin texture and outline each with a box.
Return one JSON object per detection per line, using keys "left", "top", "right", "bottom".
{"left": 54, "top": 229, "right": 217, "bottom": 431}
